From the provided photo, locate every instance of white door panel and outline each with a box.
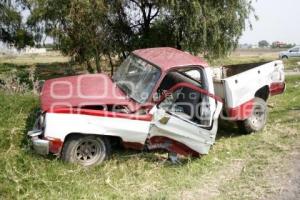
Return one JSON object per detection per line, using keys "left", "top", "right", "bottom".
{"left": 148, "top": 96, "right": 223, "bottom": 155}
{"left": 151, "top": 109, "right": 213, "bottom": 143}
{"left": 149, "top": 124, "right": 212, "bottom": 154}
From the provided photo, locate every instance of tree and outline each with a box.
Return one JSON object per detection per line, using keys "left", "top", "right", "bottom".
{"left": 27, "top": 0, "right": 255, "bottom": 72}
{"left": 107, "top": 0, "right": 256, "bottom": 58}
{"left": 258, "top": 40, "right": 269, "bottom": 48}
{"left": 26, "top": 0, "right": 112, "bottom": 72}
{"left": 0, "top": 0, "right": 33, "bottom": 48}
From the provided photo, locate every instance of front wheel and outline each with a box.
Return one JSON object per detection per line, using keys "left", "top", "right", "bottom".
{"left": 61, "top": 135, "right": 111, "bottom": 166}
{"left": 237, "top": 97, "right": 268, "bottom": 134}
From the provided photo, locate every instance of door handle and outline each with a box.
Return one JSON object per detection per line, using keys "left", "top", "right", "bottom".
{"left": 159, "top": 116, "right": 170, "bottom": 124}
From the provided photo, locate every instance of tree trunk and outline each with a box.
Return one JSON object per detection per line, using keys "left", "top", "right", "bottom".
{"left": 176, "top": 39, "right": 182, "bottom": 50}
{"left": 108, "top": 54, "right": 114, "bottom": 76}
{"left": 86, "top": 60, "right": 94, "bottom": 73}
{"left": 94, "top": 50, "right": 101, "bottom": 73}
{"left": 176, "top": 28, "right": 183, "bottom": 50}
{"left": 121, "top": 51, "right": 127, "bottom": 59}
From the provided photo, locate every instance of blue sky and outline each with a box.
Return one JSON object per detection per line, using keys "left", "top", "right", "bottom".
{"left": 240, "top": 0, "right": 300, "bottom": 44}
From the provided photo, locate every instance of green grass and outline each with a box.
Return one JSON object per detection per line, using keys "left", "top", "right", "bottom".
{"left": 282, "top": 57, "right": 300, "bottom": 69}
{"left": 0, "top": 62, "right": 83, "bottom": 81}
{"left": 0, "top": 51, "right": 299, "bottom": 199}
{"left": 0, "top": 75, "right": 299, "bottom": 199}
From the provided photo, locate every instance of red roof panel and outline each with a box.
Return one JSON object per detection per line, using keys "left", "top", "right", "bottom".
{"left": 133, "top": 47, "right": 208, "bottom": 71}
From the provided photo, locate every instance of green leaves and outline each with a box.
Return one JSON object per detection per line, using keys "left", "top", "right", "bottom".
{"left": 25, "top": 0, "right": 255, "bottom": 72}
{"left": 166, "top": 0, "right": 254, "bottom": 59}
{"left": 0, "top": 0, "right": 33, "bottom": 48}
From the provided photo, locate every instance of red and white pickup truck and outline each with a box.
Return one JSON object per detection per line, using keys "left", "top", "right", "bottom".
{"left": 28, "top": 47, "right": 285, "bottom": 166}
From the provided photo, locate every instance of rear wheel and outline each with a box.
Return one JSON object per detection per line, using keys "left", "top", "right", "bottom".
{"left": 237, "top": 97, "right": 268, "bottom": 134}
{"left": 61, "top": 135, "right": 111, "bottom": 166}
{"left": 282, "top": 55, "right": 288, "bottom": 59}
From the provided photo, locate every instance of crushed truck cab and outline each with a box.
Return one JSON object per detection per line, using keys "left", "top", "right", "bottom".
{"left": 28, "top": 47, "right": 285, "bottom": 166}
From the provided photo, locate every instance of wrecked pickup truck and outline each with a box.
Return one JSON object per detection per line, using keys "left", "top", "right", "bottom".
{"left": 28, "top": 47, "right": 285, "bottom": 166}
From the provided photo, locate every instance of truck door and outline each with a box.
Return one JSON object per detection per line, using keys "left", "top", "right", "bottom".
{"left": 148, "top": 82, "right": 223, "bottom": 156}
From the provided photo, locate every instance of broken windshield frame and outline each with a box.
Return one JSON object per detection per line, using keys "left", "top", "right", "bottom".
{"left": 113, "top": 55, "right": 161, "bottom": 104}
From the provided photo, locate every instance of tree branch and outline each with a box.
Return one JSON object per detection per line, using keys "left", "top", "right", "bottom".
{"left": 147, "top": 4, "right": 153, "bottom": 21}
{"left": 150, "top": 8, "right": 160, "bottom": 21}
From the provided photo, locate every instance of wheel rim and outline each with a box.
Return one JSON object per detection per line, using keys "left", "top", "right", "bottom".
{"left": 250, "top": 103, "right": 266, "bottom": 129}
{"left": 74, "top": 138, "right": 104, "bottom": 165}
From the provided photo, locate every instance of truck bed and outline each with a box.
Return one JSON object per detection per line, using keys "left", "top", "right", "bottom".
{"left": 213, "top": 61, "right": 269, "bottom": 79}
{"left": 212, "top": 60, "right": 285, "bottom": 116}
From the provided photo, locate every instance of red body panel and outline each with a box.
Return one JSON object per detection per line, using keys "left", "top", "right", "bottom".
{"left": 149, "top": 136, "right": 200, "bottom": 157}
{"left": 40, "top": 48, "right": 209, "bottom": 112}
{"left": 164, "top": 82, "right": 223, "bottom": 103}
{"left": 45, "top": 137, "right": 63, "bottom": 154}
{"left": 227, "top": 82, "right": 285, "bottom": 120}
{"left": 40, "top": 74, "right": 137, "bottom": 112}
{"left": 133, "top": 47, "right": 208, "bottom": 71}
{"left": 227, "top": 99, "right": 254, "bottom": 120}
{"left": 270, "top": 82, "right": 286, "bottom": 96}
{"left": 122, "top": 142, "right": 145, "bottom": 150}
{"left": 50, "top": 108, "right": 153, "bottom": 121}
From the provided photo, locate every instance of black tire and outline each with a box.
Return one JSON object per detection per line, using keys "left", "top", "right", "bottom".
{"left": 282, "top": 55, "right": 288, "bottom": 59}
{"left": 237, "top": 97, "right": 268, "bottom": 134}
{"left": 61, "top": 135, "right": 111, "bottom": 166}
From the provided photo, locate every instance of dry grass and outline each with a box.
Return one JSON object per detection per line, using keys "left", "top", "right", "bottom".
{"left": 210, "top": 49, "right": 300, "bottom": 70}
{"left": 0, "top": 51, "right": 70, "bottom": 65}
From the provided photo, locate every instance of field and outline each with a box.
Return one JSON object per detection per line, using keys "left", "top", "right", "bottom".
{"left": 212, "top": 49, "right": 300, "bottom": 70}
{"left": 0, "top": 50, "right": 300, "bottom": 199}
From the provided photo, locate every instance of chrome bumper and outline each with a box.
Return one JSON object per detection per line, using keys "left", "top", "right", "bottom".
{"left": 28, "top": 130, "right": 49, "bottom": 155}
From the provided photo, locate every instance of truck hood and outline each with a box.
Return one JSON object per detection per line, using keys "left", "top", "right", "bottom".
{"left": 40, "top": 74, "right": 136, "bottom": 111}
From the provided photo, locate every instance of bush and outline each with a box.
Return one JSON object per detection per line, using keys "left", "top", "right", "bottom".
{"left": 0, "top": 66, "right": 40, "bottom": 94}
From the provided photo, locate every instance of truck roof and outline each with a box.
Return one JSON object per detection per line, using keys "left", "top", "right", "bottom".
{"left": 133, "top": 47, "right": 208, "bottom": 72}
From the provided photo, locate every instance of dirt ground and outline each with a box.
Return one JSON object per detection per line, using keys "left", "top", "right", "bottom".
{"left": 272, "top": 145, "right": 300, "bottom": 200}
